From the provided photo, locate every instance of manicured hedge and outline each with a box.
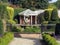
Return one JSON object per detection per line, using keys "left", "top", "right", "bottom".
{"left": 44, "top": 10, "right": 50, "bottom": 21}
{"left": 24, "top": 26, "right": 41, "bottom": 33}
{"left": 42, "top": 33, "right": 58, "bottom": 45}
{"left": 44, "top": 8, "right": 53, "bottom": 21}
{"left": 12, "top": 26, "right": 41, "bottom": 33}
{"left": 0, "top": 32, "right": 14, "bottom": 45}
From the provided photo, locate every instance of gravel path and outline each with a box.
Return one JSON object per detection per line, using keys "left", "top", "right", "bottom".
{"left": 9, "top": 38, "right": 42, "bottom": 45}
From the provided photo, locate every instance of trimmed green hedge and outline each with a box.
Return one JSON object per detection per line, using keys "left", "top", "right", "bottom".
{"left": 0, "top": 32, "right": 14, "bottom": 45}
{"left": 42, "top": 33, "right": 58, "bottom": 45}
{"left": 24, "top": 26, "right": 41, "bottom": 33}
{"left": 12, "top": 26, "right": 41, "bottom": 33}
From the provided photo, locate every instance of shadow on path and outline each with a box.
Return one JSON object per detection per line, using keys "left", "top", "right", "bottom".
{"left": 13, "top": 33, "right": 45, "bottom": 45}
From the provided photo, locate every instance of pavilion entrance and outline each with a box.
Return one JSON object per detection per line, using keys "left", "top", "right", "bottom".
{"left": 19, "top": 15, "right": 37, "bottom": 25}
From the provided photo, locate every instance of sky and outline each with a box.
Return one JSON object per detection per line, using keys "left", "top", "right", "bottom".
{"left": 49, "top": 0, "right": 57, "bottom": 3}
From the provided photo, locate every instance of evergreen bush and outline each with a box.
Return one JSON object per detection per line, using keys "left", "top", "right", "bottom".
{"left": 0, "top": 32, "right": 14, "bottom": 45}
{"left": 6, "top": 6, "right": 16, "bottom": 24}
{"left": 42, "top": 33, "right": 58, "bottom": 45}
{"left": 51, "top": 8, "right": 59, "bottom": 23}
{"left": 24, "top": 26, "right": 41, "bottom": 33}
{"left": 44, "top": 10, "right": 50, "bottom": 21}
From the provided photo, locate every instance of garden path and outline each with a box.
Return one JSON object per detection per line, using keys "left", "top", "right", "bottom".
{"left": 57, "top": 41, "right": 60, "bottom": 45}
{"left": 9, "top": 34, "right": 42, "bottom": 45}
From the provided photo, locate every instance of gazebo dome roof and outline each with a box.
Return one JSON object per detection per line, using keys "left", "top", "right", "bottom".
{"left": 19, "top": 9, "right": 45, "bottom": 16}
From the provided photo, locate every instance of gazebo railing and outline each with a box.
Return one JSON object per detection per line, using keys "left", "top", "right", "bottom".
{"left": 11, "top": 24, "right": 56, "bottom": 26}
{"left": 7, "top": 24, "right": 56, "bottom": 33}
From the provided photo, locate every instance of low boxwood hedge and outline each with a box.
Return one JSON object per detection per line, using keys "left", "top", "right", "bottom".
{"left": 24, "top": 26, "right": 41, "bottom": 33}
{"left": 12, "top": 26, "right": 41, "bottom": 33}
{"left": 42, "top": 33, "right": 58, "bottom": 45}
{"left": 0, "top": 32, "right": 14, "bottom": 45}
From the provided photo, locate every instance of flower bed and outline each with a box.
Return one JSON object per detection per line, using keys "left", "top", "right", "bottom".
{"left": 0, "top": 32, "right": 14, "bottom": 45}
{"left": 42, "top": 33, "right": 58, "bottom": 45}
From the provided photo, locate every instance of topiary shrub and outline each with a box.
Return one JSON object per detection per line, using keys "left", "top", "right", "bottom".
{"left": 6, "top": 7, "right": 14, "bottom": 20}
{"left": 6, "top": 6, "right": 16, "bottom": 24}
{"left": 51, "top": 8, "right": 59, "bottom": 21}
{"left": 44, "top": 8, "right": 53, "bottom": 21}
{"left": 42, "top": 33, "right": 58, "bottom": 45}
{"left": 51, "top": 8, "right": 59, "bottom": 23}
{"left": 47, "top": 8, "right": 59, "bottom": 32}
{"left": 44, "top": 10, "right": 50, "bottom": 21}
{"left": 6, "top": 6, "right": 16, "bottom": 31}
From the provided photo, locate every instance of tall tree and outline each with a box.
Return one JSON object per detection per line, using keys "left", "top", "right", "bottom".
{"left": 35, "top": 0, "right": 49, "bottom": 9}
{"left": 0, "top": 3, "right": 7, "bottom": 19}
{"left": 8, "top": 0, "right": 49, "bottom": 9}
{"left": 54, "top": 0, "right": 60, "bottom": 9}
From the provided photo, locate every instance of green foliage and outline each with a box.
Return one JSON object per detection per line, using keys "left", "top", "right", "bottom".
{"left": 55, "top": 0, "right": 60, "bottom": 9}
{"left": 14, "top": 8, "right": 26, "bottom": 23}
{"left": 45, "top": 8, "right": 59, "bottom": 32}
{"left": 1, "top": 0, "right": 8, "bottom": 3}
{"left": 14, "top": 8, "right": 26, "bottom": 16}
{"left": 6, "top": 7, "right": 14, "bottom": 20}
{"left": 8, "top": 0, "right": 49, "bottom": 9}
{"left": 42, "top": 33, "right": 58, "bottom": 45}
{"left": 0, "top": 32, "right": 14, "bottom": 45}
{"left": 51, "top": 8, "right": 59, "bottom": 21}
{"left": 8, "top": 20, "right": 16, "bottom": 24}
{"left": 48, "top": 4, "right": 57, "bottom": 9}
{"left": 12, "top": 26, "right": 23, "bottom": 32}
{"left": 50, "top": 8, "right": 59, "bottom": 24}
{"left": 0, "top": 20, "right": 4, "bottom": 34}
{"left": 38, "top": 13, "right": 45, "bottom": 24}
{"left": 44, "top": 11, "right": 50, "bottom": 21}
{"left": 44, "top": 8, "right": 53, "bottom": 21}
{"left": 12, "top": 26, "right": 41, "bottom": 33}
{"left": 0, "top": 3, "right": 7, "bottom": 19}
{"left": 6, "top": 6, "right": 16, "bottom": 24}
{"left": 24, "top": 26, "right": 41, "bottom": 33}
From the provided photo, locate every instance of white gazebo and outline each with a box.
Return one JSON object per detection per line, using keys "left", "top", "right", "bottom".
{"left": 18, "top": 9, "right": 44, "bottom": 25}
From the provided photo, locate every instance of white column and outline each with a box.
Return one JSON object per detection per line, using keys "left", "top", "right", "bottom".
{"left": 31, "top": 16, "right": 32, "bottom": 25}
{"left": 24, "top": 16, "right": 25, "bottom": 24}
{"left": 35, "top": 16, "right": 37, "bottom": 24}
